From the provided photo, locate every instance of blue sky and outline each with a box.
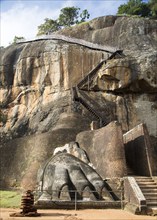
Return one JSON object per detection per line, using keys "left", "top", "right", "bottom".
{"left": 0, "top": 0, "right": 148, "bottom": 47}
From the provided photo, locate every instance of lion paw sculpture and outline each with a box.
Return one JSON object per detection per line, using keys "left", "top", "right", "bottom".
{"left": 37, "top": 142, "right": 111, "bottom": 201}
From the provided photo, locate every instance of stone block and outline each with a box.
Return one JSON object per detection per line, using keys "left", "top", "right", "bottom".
{"left": 123, "top": 123, "right": 157, "bottom": 176}
{"left": 76, "top": 121, "right": 127, "bottom": 178}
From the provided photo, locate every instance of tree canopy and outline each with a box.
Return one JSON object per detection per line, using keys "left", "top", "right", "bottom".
{"left": 149, "top": 0, "right": 157, "bottom": 18}
{"left": 12, "top": 36, "right": 25, "bottom": 44}
{"left": 37, "top": 18, "right": 60, "bottom": 36}
{"left": 117, "top": 0, "right": 157, "bottom": 18}
{"left": 37, "top": 7, "right": 90, "bottom": 36}
{"left": 58, "top": 7, "right": 80, "bottom": 27}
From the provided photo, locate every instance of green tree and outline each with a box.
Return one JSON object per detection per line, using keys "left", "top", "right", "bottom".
{"left": 148, "top": 0, "right": 157, "bottom": 18}
{"left": 12, "top": 36, "right": 25, "bottom": 44}
{"left": 117, "top": 0, "right": 151, "bottom": 17}
{"left": 37, "top": 6, "right": 90, "bottom": 36}
{"left": 80, "top": 9, "right": 90, "bottom": 22}
{"left": 37, "top": 18, "right": 60, "bottom": 36}
{"left": 58, "top": 7, "right": 80, "bottom": 27}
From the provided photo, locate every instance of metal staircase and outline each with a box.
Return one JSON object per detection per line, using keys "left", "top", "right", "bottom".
{"left": 77, "top": 59, "right": 106, "bottom": 89}
{"left": 77, "top": 51, "right": 123, "bottom": 90}
{"left": 71, "top": 50, "right": 123, "bottom": 128}
{"left": 72, "top": 87, "right": 106, "bottom": 127}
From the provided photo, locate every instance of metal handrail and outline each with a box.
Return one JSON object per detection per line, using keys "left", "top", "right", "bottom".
{"left": 33, "top": 188, "right": 124, "bottom": 211}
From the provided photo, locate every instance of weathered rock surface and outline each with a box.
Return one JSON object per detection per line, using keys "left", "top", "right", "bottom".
{"left": 57, "top": 15, "right": 157, "bottom": 53}
{"left": 0, "top": 40, "right": 105, "bottom": 140}
{"left": 0, "top": 112, "right": 90, "bottom": 189}
{"left": 0, "top": 15, "right": 157, "bottom": 189}
{"left": 0, "top": 16, "right": 156, "bottom": 140}
{"left": 76, "top": 121, "right": 127, "bottom": 178}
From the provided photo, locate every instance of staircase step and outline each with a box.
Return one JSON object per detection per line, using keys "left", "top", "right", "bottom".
{"left": 147, "top": 201, "right": 157, "bottom": 206}
{"left": 133, "top": 176, "right": 157, "bottom": 212}
{"left": 135, "top": 178, "right": 153, "bottom": 181}
{"left": 137, "top": 182, "right": 156, "bottom": 185}
{"left": 135, "top": 176, "right": 152, "bottom": 178}
{"left": 145, "top": 198, "right": 157, "bottom": 201}
{"left": 136, "top": 180, "right": 153, "bottom": 183}
{"left": 147, "top": 206, "right": 157, "bottom": 209}
{"left": 146, "top": 198, "right": 157, "bottom": 202}
{"left": 144, "top": 196, "right": 157, "bottom": 200}
{"left": 135, "top": 178, "right": 154, "bottom": 183}
{"left": 135, "top": 178, "right": 155, "bottom": 182}
{"left": 138, "top": 184, "right": 157, "bottom": 188}
{"left": 139, "top": 185, "right": 157, "bottom": 189}
{"left": 144, "top": 193, "right": 157, "bottom": 197}
{"left": 142, "top": 189, "right": 157, "bottom": 193}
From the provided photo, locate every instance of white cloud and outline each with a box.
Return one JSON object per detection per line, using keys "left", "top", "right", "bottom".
{"left": 0, "top": 2, "right": 60, "bottom": 47}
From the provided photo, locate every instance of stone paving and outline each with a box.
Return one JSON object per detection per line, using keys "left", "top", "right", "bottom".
{"left": 0, "top": 208, "right": 156, "bottom": 220}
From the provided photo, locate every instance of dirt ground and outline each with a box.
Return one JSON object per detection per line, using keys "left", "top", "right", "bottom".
{"left": 0, "top": 208, "right": 157, "bottom": 220}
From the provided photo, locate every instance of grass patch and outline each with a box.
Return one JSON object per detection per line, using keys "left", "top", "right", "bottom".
{"left": 0, "top": 190, "right": 21, "bottom": 208}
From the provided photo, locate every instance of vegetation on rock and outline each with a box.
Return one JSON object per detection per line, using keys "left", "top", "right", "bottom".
{"left": 37, "top": 6, "right": 90, "bottom": 36}
{"left": 11, "top": 36, "right": 25, "bottom": 44}
{"left": 117, "top": 0, "right": 157, "bottom": 18}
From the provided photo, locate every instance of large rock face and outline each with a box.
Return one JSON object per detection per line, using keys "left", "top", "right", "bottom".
{"left": 0, "top": 40, "right": 105, "bottom": 139}
{"left": 57, "top": 15, "right": 157, "bottom": 52}
{"left": 57, "top": 16, "right": 157, "bottom": 137}
{"left": 0, "top": 15, "right": 157, "bottom": 189}
{"left": 0, "top": 112, "right": 90, "bottom": 189}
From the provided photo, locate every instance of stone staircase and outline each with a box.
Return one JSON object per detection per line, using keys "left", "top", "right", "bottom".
{"left": 135, "top": 176, "right": 157, "bottom": 215}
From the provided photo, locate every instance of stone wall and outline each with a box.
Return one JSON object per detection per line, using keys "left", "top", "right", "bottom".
{"left": 76, "top": 121, "right": 127, "bottom": 178}
{"left": 0, "top": 112, "right": 90, "bottom": 189}
{"left": 123, "top": 123, "right": 157, "bottom": 176}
